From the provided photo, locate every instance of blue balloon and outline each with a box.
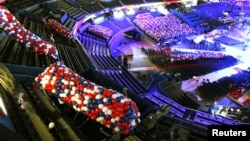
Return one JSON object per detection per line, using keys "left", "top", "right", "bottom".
{"left": 98, "top": 88, "right": 104, "bottom": 93}
{"left": 110, "top": 123, "right": 116, "bottom": 129}
{"left": 96, "top": 99, "right": 102, "bottom": 104}
{"left": 98, "top": 112, "right": 105, "bottom": 117}
{"left": 105, "top": 115, "right": 111, "bottom": 120}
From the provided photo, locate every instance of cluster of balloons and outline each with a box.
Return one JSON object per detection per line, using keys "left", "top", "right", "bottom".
{"left": 47, "top": 19, "right": 74, "bottom": 39}
{"left": 33, "top": 62, "right": 141, "bottom": 134}
{"left": 87, "top": 25, "right": 113, "bottom": 39}
{"left": 0, "top": 6, "right": 58, "bottom": 59}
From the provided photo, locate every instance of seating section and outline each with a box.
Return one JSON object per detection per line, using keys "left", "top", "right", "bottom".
{"left": 193, "top": 2, "right": 231, "bottom": 29}
{"left": 134, "top": 13, "right": 195, "bottom": 43}
{"left": 0, "top": 12, "right": 91, "bottom": 72}
{"left": 4, "top": 0, "right": 42, "bottom": 13}
{"left": 56, "top": 43, "right": 92, "bottom": 73}
{"left": 169, "top": 55, "right": 238, "bottom": 80}
{"left": 74, "top": 0, "right": 104, "bottom": 13}
{"left": 150, "top": 72, "right": 200, "bottom": 109}
{"left": 141, "top": 47, "right": 236, "bottom": 80}
{"left": 170, "top": 9, "right": 211, "bottom": 33}
{"left": 121, "top": 0, "right": 145, "bottom": 5}
{"left": 186, "top": 40, "right": 224, "bottom": 51}
{"left": 64, "top": 0, "right": 81, "bottom": 8}
{"left": 109, "top": 16, "right": 134, "bottom": 30}
{"left": 214, "top": 35, "right": 243, "bottom": 46}
{"left": 174, "top": 92, "right": 201, "bottom": 109}
{"left": 50, "top": 1, "right": 87, "bottom": 21}
{"left": 100, "top": 0, "right": 122, "bottom": 8}
{"left": 197, "top": 70, "right": 250, "bottom": 103}
{"left": 97, "top": 20, "right": 122, "bottom": 35}
{"left": 105, "top": 70, "right": 148, "bottom": 95}
{"left": 195, "top": 2, "right": 229, "bottom": 19}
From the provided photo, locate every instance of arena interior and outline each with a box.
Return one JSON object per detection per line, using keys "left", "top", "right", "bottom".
{"left": 0, "top": 0, "right": 250, "bottom": 141}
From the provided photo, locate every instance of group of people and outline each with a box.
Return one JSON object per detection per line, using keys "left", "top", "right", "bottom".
{"left": 133, "top": 13, "right": 195, "bottom": 42}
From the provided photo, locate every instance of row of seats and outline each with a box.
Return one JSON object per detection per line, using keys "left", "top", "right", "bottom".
{"left": 0, "top": 32, "right": 55, "bottom": 68}
{"left": 108, "top": 15, "right": 134, "bottom": 30}
{"left": 214, "top": 35, "right": 243, "bottom": 45}
{"left": 170, "top": 9, "right": 211, "bottom": 33}
{"left": 186, "top": 40, "right": 224, "bottom": 51}
{"left": 77, "top": 28, "right": 148, "bottom": 95}
{"left": 64, "top": 0, "right": 81, "bottom": 8}
{"left": 104, "top": 70, "right": 148, "bottom": 95}
{"left": 74, "top": 0, "right": 104, "bottom": 13}
{"left": 120, "top": 0, "right": 145, "bottom": 5}
{"left": 79, "top": 36, "right": 108, "bottom": 55}
{"left": 56, "top": 43, "right": 92, "bottom": 73}
{"left": 174, "top": 92, "right": 201, "bottom": 109}
{"left": 97, "top": 20, "right": 122, "bottom": 35}
{"left": 169, "top": 55, "right": 238, "bottom": 80}
{"left": 0, "top": 17, "right": 91, "bottom": 73}
{"left": 156, "top": 75, "right": 200, "bottom": 109}
{"left": 20, "top": 82, "right": 90, "bottom": 141}
{"left": 141, "top": 47, "right": 233, "bottom": 80}
{"left": 217, "top": 70, "right": 250, "bottom": 90}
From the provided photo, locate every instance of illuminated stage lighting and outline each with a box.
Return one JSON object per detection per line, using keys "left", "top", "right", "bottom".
{"left": 113, "top": 10, "right": 125, "bottom": 20}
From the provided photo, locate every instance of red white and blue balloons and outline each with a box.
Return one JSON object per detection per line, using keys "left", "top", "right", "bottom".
{"left": 47, "top": 19, "right": 74, "bottom": 39}
{"left": 0, "top": 6, "right": 58, "bottom": 59}
{"left": 33, "top": 62, "right": 141, "bottom": 134}
{"left": 87, "top": 25, "right": 113, "bottom": 39}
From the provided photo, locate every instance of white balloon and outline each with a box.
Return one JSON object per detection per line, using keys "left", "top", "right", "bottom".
{"left": 114, "top": 127, "right": 120, "bottom": 132}
{"left": 48, "top": 122, "right": 55, "bottom": 129}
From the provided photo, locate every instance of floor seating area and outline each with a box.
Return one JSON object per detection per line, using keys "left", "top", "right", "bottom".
{"left": 133, "top": 13, "right": 195, "bottom": 43}
{"left": 141, "top": 47, "right": 238, "bottom": 80}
